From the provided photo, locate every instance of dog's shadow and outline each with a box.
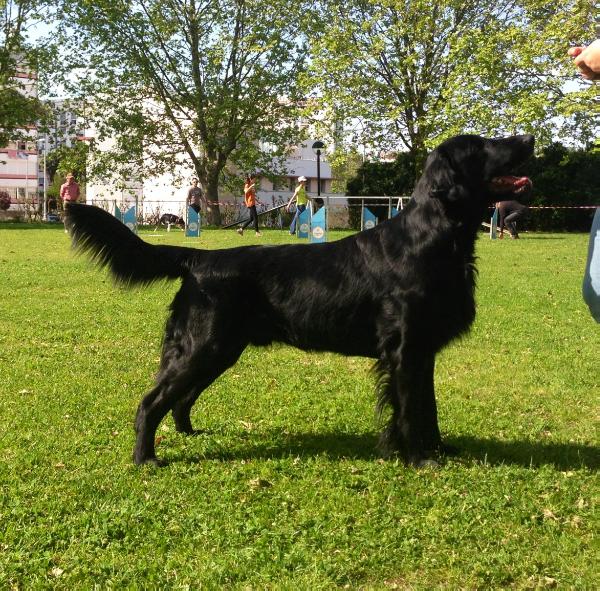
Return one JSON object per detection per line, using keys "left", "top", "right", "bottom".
{"left": 174, "top": 431, "right": 598, "bottom": 471}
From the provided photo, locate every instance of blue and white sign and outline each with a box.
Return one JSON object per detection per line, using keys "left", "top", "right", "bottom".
{"left": 122, "top": 206, "right": 137, "bottom": 233}
{"left": 186, "top": 206, "right": 201, "bottom": 237}
{"left": 362, "top": 206, "right": 378, "bottom": 231}
{"left": 490, "top": 207, "right": 498, "bottom": 239}
{"left": 297, "top": 208, "right": 310, "bottom": 239}
{"left": 310, "top": 206, "right": 327, "bottom": 243}
{"left": 115, "top": 204, "right": 136, "bottom": 233}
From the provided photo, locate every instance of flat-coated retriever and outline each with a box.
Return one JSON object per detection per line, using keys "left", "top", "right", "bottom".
{"left": 65, "top": 134, "right": 534, "bottom": 467}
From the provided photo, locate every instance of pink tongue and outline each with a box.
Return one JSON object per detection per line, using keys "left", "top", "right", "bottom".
{"left": 493, "top": 175, "right": 531, "bottom": 189}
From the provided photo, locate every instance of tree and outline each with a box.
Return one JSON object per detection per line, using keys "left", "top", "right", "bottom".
{"left": 520, "top": 141, "right": 600, "bottom": 231}
{"left": 328, "top": 147, "right": 363, "bottom": 194}
{"left": 310, "top": 0, "right": 598, "bottom": 180}
{"left": 0, "top": 0, "right": 51, "bottom": 147}
{"left": 0, "top": 189, "right": 10, "bottom": 209}
{"left": 45, "top": 141, "right": 88, "bottom": 183}
{"left": 345, "top": 151, "right": 416, "bottom": 228}
{"left": 55, "top": 0, "right": 309, "bottom": 225}
{"left": 345, "top": 140, "right": 600, "bottom": 231}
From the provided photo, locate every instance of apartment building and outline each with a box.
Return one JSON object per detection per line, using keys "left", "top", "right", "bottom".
{"left": 0, "top": 65, "right": 39, "bottom": 207}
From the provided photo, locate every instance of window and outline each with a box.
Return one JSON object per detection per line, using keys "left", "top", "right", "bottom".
{"left": 272, "top": 177, "right": 282, "bottom": 191}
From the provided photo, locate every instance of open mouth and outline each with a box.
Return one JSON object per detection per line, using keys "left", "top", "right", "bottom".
{"left": 489, "top": 175, "right": 532, "bottom": 195}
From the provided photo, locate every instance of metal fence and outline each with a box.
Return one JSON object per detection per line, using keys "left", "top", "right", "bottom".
{"left": 86, "top": 195, "right": 412, "bottom": 229}
{"left": 0, "top": 193, "right": 411, "bottom": 227}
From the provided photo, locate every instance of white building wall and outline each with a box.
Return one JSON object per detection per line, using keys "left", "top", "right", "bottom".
{"left": 85, "top": 134, "right": 338, "bottom": 221}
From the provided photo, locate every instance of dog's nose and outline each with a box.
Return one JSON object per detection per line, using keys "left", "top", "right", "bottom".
{"left": 520, "top": 134, "right": 535, "bottom": 148}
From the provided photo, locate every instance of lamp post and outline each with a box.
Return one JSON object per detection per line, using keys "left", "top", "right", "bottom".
{"left": 311, "top": 140, "right": 325, "bottom": 198}
{"left": 37, "top": 139, "right": 47, "bottom": 220}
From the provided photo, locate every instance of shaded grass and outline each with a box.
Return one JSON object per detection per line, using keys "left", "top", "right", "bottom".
{"left": 0, "top": 224, "right": 598, "bottom": 589}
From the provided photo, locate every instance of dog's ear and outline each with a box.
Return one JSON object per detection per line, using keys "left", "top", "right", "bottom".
{"left": 425, "top": 148, "right": 466, "bottom": 202}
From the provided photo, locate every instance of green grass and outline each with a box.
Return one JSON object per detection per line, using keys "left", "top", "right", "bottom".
{"left": 0, "top": 223, "right": 598, "bottom": 589}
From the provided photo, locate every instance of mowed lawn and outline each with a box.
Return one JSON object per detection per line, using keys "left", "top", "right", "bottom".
{"left": 0, "top": 221, "right": 597, "bottom": 589}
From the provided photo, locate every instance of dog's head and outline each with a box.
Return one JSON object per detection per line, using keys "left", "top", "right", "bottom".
{"left": 420, "top": 134, "right": 534, "bottom": 205}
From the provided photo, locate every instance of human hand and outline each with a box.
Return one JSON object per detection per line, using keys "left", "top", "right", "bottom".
{"left": 568, "top": 40, "right": 600, "bottom": 80}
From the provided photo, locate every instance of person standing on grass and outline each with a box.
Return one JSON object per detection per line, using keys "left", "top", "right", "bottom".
{"left": 60, "top": 173, "right": 80, "bottom": 208}
{"left": 569, "top": 37, "right": 600, "bottom": 321}
{"left": 60, "top": 172, "right": 80, "bottom": 233}
{"left": 286, "top": 176, "right": 310, "bottom": 235}
{"left": 187, "top": 178, "right": 204, "bottom": 214}
{"left": 237, "top": 174, "right": 261, "bottom": 237}
{"left": 497, "top": 199, "right": 528, "bottom": 239}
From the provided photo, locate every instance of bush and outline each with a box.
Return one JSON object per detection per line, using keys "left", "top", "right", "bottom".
{"left": 520, "top": 143, "right": 600, "bottom": 232}
{"left": 346, "top": 152, "right": 417, "bottom": 229}
{"left": 0, "top": 191, "right": 11, "bottom": 210}
{"left": 346, "top": 142, "right": 600, "bottom": 231}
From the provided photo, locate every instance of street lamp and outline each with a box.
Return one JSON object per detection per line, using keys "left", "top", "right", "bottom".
{"left": 37, "top": 138, "right": 47, "bottom": 220}
{"left": 311, "top": 140, "right": 325, "bottom": 197}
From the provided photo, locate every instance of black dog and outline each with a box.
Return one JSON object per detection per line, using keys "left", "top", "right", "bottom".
{"left": 158, "top": 213, "right": 185, "bottom": 229}
{"left": 65, "top": 134, "right": 534, "bottom": 467}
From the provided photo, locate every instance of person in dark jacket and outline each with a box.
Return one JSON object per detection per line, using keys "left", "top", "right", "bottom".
{"left": 497, "top": 200, "right": 528, "bottom": 239}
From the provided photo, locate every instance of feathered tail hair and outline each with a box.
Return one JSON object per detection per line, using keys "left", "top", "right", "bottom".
{"left": 65, "top": 203, "right": 199, "bottom": 286}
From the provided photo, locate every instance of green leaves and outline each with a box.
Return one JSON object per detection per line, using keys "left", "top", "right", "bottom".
{"left": 310, "top": 0, "right": 598, "bottom": 180}
{"left": 54, "top": 0, "right": 309, "bottom": 223}
{"left": 0, "top": 0, "right": 54, "bottom": 147}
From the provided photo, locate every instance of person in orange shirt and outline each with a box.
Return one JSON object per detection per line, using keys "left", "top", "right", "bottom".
{"left": 237, "top": 173, "right": 261, "bottom": 237}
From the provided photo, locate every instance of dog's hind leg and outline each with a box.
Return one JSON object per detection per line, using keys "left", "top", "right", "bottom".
{"left": 133, "top": 340, "right": 246, "bottom": 465}
{"left": 133, "top": 282, "right": 247, "bottom": 465}
{"left": 171, "top": 344, "right": 245, "bottom": 435}
{"left": 133, "top": 373, "right": 195, "bottom": 466}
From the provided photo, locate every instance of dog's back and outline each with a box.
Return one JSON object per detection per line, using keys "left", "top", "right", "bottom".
{"left": 159, "top": 213, "right": 184, "bottom": 227}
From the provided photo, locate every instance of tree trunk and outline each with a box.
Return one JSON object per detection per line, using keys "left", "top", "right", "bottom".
{"left": 204, "top": 168, "right": 222, "bottom": 226}
{"left": 412, "top": 147, "right": 428, "bottom": 182}
{"left": 409, "top": 130, "right": 428, "bottom": 183}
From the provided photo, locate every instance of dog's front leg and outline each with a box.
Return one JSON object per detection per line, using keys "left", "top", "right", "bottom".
{"left": 418, "top": 355, "right": 443, "bottom": 453}
{"left": 380, "top": 346, "right": 439, "bottom": 467}
{"left": 418, "top": 355, "right": 459, "bottom": 458}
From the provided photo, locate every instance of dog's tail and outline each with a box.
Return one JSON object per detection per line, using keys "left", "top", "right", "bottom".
{"left": 65, "top": 203, "right": 199, "bottom": 286}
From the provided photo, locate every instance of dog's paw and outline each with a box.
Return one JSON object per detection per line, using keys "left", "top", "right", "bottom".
{"left": 133, "top": 452, "right": 168, "bottom": 467}
{"left": 438, "top": 443, "right": 460, "bottom": 457}
{"left": 176, "top": 428, "right": 207, "bottom": 437}
{"left": 416, "top": 458, "right": 440, "bottom": 469}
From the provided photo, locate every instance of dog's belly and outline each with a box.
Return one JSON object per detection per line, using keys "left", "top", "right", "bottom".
{"left": 289, "top": 329, "right": 379, "bottom": 358}
{"left": 250, "top": 305, "right": 380, "bottom": 358}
